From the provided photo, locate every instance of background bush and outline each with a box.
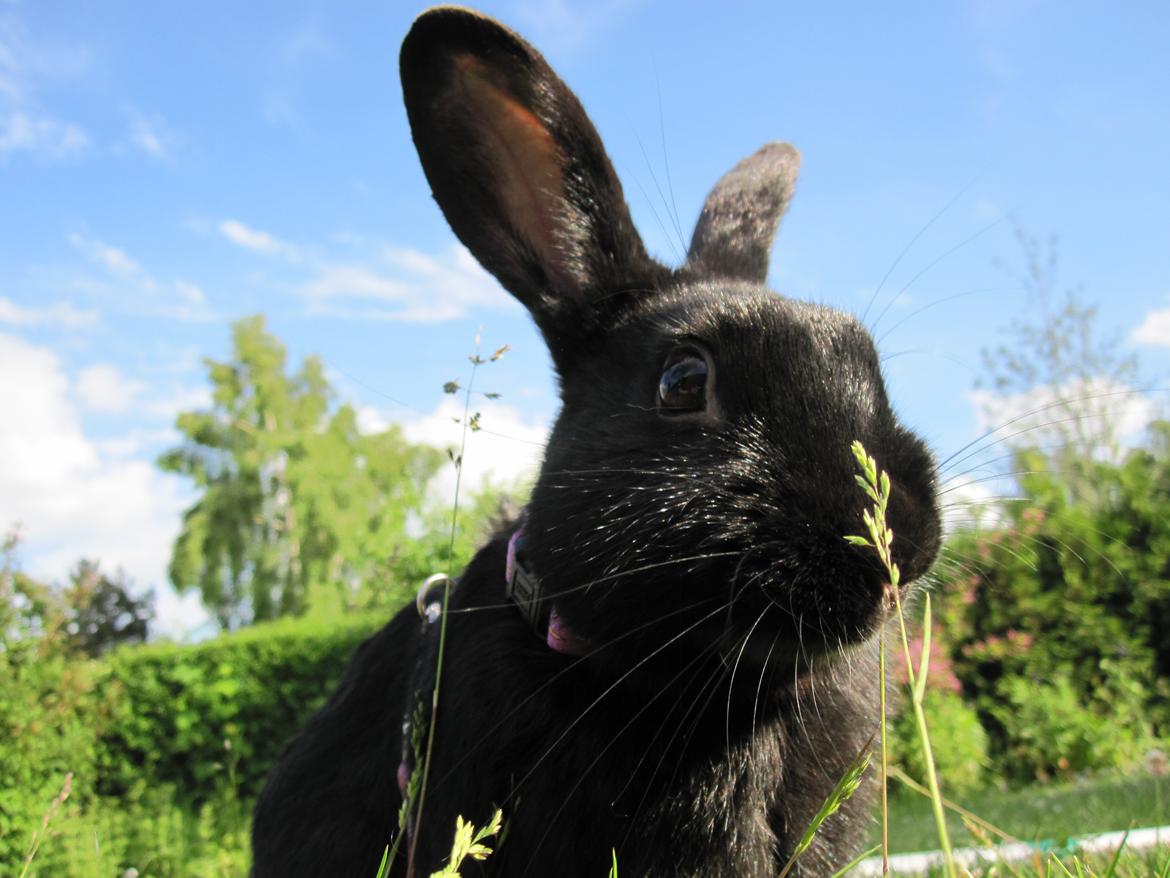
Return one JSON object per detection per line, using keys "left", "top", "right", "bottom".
{"left": 892, "top": 688, "right": 989, "bottom": 795}
{"left": 934, "top": 429, "right": 1170, "bottom": 783}
{"left": 1, "top": 609, "right": 385, "bottom": 873}
{"left": 95, "top": 611, "right": 385, "bottom": 803}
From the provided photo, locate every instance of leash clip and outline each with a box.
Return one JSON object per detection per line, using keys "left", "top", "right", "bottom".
{"left": 416, "top": 573, "right": 451, "bottom": 624}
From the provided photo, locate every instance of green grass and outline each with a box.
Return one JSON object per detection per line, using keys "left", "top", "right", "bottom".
{"left": 13, "top": 789, "right": 250, "bottom": 878}
{"left": 909, "top": 847, "right": 1170, "bottom": 878}
{"left": 881, "top": 772, "right": 1170, "bottom": 854}
{"left": 13, "top": 772, "right": 1166, "bottom": 877}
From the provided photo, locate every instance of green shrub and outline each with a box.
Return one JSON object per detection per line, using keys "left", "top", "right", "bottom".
{"left": 893, "top": 688, "right": 989, "bottom": 795}
{"left": 95, "top": 611, "right": 386, "bottom": 803}
{"left": 936, "top": 427, "right": 1170, "bottom": 784}
{"left": 0, "top": 653, "right": 102, "bottom": 872}
{"left": 5, "top": 609, "right": 389, "bottom": 875}
{"left": 16, "top": 782, "right": 251, "bottom": 878}
{"left": 0, "top": 545, "right": 106, "bottom": 870}
{"left": 989, "top": 676, "right": 1152, "bottom": 783}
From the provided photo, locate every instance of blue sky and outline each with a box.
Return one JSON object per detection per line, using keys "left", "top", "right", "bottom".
{"left": 2, "top": 1, "right": 1168, "bottom": 635}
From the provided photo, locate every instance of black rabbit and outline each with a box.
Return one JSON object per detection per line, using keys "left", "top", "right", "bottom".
{"left": 251, "top": 7, "right": 941, "bottom": 877}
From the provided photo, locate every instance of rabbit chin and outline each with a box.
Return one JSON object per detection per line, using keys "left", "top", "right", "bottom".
{"left": 717, "top": 590, "right": 893, "bottom": 678}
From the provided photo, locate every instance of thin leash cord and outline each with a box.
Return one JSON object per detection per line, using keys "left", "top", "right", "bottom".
{"left": 406, "top": 346, "right": 481, "bottom": 870}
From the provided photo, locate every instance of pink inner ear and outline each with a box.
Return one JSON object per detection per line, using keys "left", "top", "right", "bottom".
{"left": 452, "top": 54, "right": 568, "bottom": 282}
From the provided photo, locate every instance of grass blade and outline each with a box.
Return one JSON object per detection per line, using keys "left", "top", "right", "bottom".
{"left": 1100, "top": 828, "right": 1130, "bottom": 878}
{"left": 832, "top": 843, "right": 881, "bottom": 877}
{"left": 778, "top": 737, "right": 873, "bottom": 878}
{"left": 373, "top": 845, "right": 390, "bottom": 878}
{"left": 914, "top": 594, "right": 932, "bottom": 703}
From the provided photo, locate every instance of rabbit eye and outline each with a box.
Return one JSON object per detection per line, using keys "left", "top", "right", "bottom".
{"left": 658, "top": 350, "right": 709, "bottom": 413}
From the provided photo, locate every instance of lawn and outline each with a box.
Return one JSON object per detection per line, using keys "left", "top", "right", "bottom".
{"left": 16, "top": 771, "right": 1170, "bottom": 876}
{"left": 882, "top": 772, "right": 1170, "bottom": 853}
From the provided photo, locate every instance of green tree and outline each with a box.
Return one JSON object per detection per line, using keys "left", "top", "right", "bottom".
{"left": 60, "top": 561, "right": 152, "bottom": 658}
{"left": 978, "top": 227, "right": 1140, "bottom": 478}
{"left": 159, "top": 316, "right": 443, "bottom": 629}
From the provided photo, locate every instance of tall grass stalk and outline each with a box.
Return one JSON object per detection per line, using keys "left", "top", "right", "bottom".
{"left": 848, "top": 440, "right": 957, "bottom": 878}
{"left": 879, "top": 627, "right": 890, "bottom": 875}
{"left": 403, "top": 333, "right": 508, "bottom": 873}
{"left": 18, "top": 772, "right": 73, "bottom": 878}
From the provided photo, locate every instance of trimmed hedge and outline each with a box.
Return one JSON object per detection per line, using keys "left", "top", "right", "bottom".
{"left": 95, "top": 611, "right": 387, "bottom": 802}
{"left": 2, "top": 610, "right": 390, "bottom": 873}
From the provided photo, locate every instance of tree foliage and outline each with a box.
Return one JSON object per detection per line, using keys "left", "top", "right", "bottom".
{"left": 159, "top": 316, "right": 445, "bottom": 629}
{"left": 937, "top": 427, "right": 1170, "bottom": 782}
{"left": 61, "top": 561, "right": 152, "bottom": 658}
{"left": 978, "top": 227, "right": 1140, "bottom": 473}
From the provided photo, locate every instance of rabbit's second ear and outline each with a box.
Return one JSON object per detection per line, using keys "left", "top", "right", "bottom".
{"left": 401, "top": 8, "right": 659, "bottom": 352}
{"left": 686, "top": 143, "right": 801, "bottom": 283}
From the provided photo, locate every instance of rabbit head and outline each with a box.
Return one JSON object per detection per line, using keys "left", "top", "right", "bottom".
{"left": 401, "top": 7, "right": 941, "bottom": 675}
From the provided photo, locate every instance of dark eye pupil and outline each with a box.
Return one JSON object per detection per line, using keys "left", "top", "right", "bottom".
{"left": 658, "top": 356, "right": 708, "bottom": 411}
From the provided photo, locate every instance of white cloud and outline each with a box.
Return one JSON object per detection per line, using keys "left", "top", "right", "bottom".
{"left": 0, "top": 295, "right": 98, "bottom": 328}
{"left": 96, "top": 427, "right": 179, "bottom": 459}
{"left": 303, "top": 264, "right": 406, "bottom": 302}
{"left": 0, "top": 14, "right": 89, "bottom": 159}
{"left": 220, "top": 218, "right": 299, "bottom": 259}
{"left": 301, "top": 244, "right": 515, "bottom": 323}
{"left": 0, "top": 108, "right": 86, "bottom": 156}
{"left": 968, "top": 376, "right": 1152, "bottom": 459}
{"left": 127, "top": 113, "right": 174, "bottom": 159}
{"left": 68, "top": 233, "right": 144, "bottom": 278}
{"left": 0, "top": 332, "right": 205, "bottom": 635}
{"left": 395, "top": 398, "right": 549, "bottom": 505}
{"left": 174, "top": 279, "right": 206, "bottom": 305}
{"left": 1132, "top": 306, "right": 1170, "bottom": 347}
{"left": 937, "top": 473, "right": 1004, "bottom": 535}
{"left": 215, "top": 218, "right": 515, "bottom": 323}
{"left": 66, "top": 233, "right": 214, "bottom": 321}
{"left": 76, "top": 363, "right": 147, "bottom": 414}
{"left": 142, "top": 383, "right": 211, "bottom": 420}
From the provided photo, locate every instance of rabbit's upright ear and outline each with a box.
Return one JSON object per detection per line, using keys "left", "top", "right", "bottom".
{"left": 400, "top": 8, "right": 659, "bottom": 353}
{"left": 686, "top": 143, "right": 801, "bottom": 283}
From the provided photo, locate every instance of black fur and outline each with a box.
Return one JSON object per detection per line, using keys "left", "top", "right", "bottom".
{"left": 251, "top": 7, "right": 942, "bottom": 876}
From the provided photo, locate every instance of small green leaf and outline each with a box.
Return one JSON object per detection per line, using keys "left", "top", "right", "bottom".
{"left": 443, "top": 381, "right": 460, "bottom": 394}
